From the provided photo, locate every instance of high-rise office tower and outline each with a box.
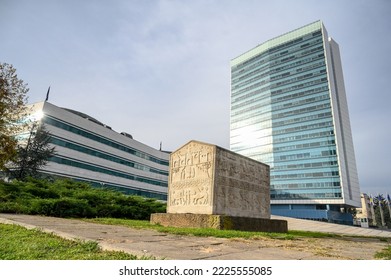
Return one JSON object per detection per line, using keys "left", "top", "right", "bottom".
{"left": 230, "top": 21, "right": 360, "bottom": 224}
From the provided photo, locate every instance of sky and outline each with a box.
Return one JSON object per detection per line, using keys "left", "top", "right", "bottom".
{"left": 1, "top": 0, "right": 390, "bottom": 196}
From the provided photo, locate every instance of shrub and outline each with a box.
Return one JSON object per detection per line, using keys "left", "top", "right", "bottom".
{"left": 51, "top": 198, "right": 95, "bottom": 218}
{"left": 0, "top": 201, "right": 27, "bottom": 213}
{"left": 0, "top": 178, "right": 166, "bottom": 219}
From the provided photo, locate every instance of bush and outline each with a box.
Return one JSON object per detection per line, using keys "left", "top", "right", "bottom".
{"left": 51, "top": 198, "right": 95, "bottom": 218}
{"left": 0, "top": 178, "right": 166, "bottom": 219}
{"left": 26, "top": 198, "right": 94, "bottom": 217}
{"left": 0, "top": 201, "right": 28, "bottom": 213}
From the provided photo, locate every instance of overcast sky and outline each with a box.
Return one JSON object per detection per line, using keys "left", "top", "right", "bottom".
{"left": 1, "top": 0, "right": 390, "bottom": 196}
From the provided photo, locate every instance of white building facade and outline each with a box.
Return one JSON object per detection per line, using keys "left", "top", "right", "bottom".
{"left": 27, "top": 101, "right": 169, "bottom": 200}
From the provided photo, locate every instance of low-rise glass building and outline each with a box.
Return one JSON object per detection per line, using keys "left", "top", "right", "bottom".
{"left": 26, "top": 101, "right": 169, "bottom": 200}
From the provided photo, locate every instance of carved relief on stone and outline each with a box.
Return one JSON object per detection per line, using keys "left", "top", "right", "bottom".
{"left": 171, "top": 144, "right": 214, "bottom": 184}
{"left": 216, "top": 150, "right": 264, "bottom": 186}
{"left": 168, "top": 140, "right": 270, "bottom": 218}
{"left": 169, "top": 142, "right": 214, "bottom": 209}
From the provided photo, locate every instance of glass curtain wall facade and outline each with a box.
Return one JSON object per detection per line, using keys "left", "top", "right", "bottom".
{"left": 230, "top": 21, "right": 360, "bottom": 223}
{"left": 26, "top": 101, "right": 169, "bottom": 200}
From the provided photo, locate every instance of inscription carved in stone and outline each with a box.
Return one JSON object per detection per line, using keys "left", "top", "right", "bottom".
{"left": 168, "top": 142, "right": 214, "bottom": 213}
{"left": 167, "top": 140, "right": 270, "bottom": 218}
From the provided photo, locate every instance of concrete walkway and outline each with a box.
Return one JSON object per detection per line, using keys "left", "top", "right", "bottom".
{"left": 272, "top": 215, "right": 391, "bottom": 237}
{"left": 1, "top": 213, "right": 390, "bottom": 260}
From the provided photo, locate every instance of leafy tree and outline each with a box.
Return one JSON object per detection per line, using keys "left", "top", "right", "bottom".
{"left": 7, "top": 123, "right": 56, "bottom": 180}
{"left": 0, "top": 63, "right": 29, "bottom": 170}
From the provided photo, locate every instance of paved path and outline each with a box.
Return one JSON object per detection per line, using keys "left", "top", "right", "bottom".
{"left": 1, "top": 213, "right": 390, "bottom": 260}
{"left": 272, "top": 215, "right": 391, "bottom": 237}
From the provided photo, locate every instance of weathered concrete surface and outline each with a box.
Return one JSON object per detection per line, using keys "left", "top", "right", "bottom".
{"left": 168, "top": 140, "right": 270, "bottom": 218}
{"left": 1, "top": 214, "right": 390, "bottom": 260}
{"left": 274, "top": 215, "right": 391, "bottom": 237}
{"left": 151, "top": 213, "right": 287, "bottom": 233}
{"left": 162, "top": 140, "right": 284, "bottom": 233}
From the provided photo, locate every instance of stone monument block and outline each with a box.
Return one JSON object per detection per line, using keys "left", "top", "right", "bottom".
{"left": 151, "top": 140, "right": 287, "bottom": 232}
{"left": 167, "top": 140, "right": 270, "bottom": 218}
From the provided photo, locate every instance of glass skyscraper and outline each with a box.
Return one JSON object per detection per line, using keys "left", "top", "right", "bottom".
{"left": 230, "top": 21, "right": 360, "bottom": 224}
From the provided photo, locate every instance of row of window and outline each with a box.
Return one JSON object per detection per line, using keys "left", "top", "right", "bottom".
{"left": 232, "top": 90, "right": 329, "bottom": 122}
{"left": 270, "top": 192, "right": 342, "bottom": 199}
{"left": 273, "top": 120, "right": 333, "bottom": 136}
{"left": 232, "top": 36, "right": 304, "bottom": 72}
{"left": 274, "top": 149, "right": 337, "bottom": 162}
{"left": 231, "top": 82, "right": 328, "bottom": 116}
{"left": 232, "top": 101, "right": 331, "bottom": 135}
{"left": 230, "top": 116, "right": 272, "bottom": 131}
{"left": 231, "top": 45, "right": 325, "bottom": 90}
{"left": 232, "top": 30, "right": 322, "bottom": 75}
{"left": 271, "top": 92, "right": 330, "bottom": 113}
{"left": 230, "top": 76, "right": 328, "bottom": 120}
{"left": 231, "top": 74, "right": 327, "bottom": 124}
{"left": 41, "top": 170, "right": 167, "bottom": 200}
{"left": 231, "top": 55, "right": 326, "bottom": 97}
{"left": 271, "top": 171, "right": 339, "bottom": 180}
{"left": 231, "top": 99, "right": 271, "bottom": 118}
{"left": 274, "top": 129, "right": 334, "bottom": 145}
{"left": 273, "top": 110, "right": 332, "bottom": 129}
{"left": 232, "top": 47, "right": 324, "bottom": 86}
{"left": 88, "top": 181, "right": 167, "bottom": 200}
{"left": 41, "top": 170, "right": 167, "bottom": 201}
{"left": 231, "top": 123, "right": 335, "bottom": 150}
{"left": 231, "top": 80, "right": 328, "bottom": 114}
{"left": 230, "top": 118, "right": 333, "bottom": 147}
{"left": 272, "top": 160, "right": 339, "bottom": 171}
{"left": 272, "top": 68, "right": 326, "bottom": 90}
{"left": 49, "top": 156, "right": 168, "bottom": 188}
{"left": 273, "top": 139, "right": 335, "bottom": 153}
{"left": 232, "top": 41, "right": 325, "bottom": 88}
{"left": 269, "top": 65, "right": 326, "bottom": 97}
{"left": 50, "top": 137, "right": 168, "bottom": 176}
{"left": 268, "top": 30, "right": 322, "bottom": 55}
{"left": 44, "top": 116, "right": 169, "bottom": 166}
{"left": 272, "top": 181, "right": 341, "bottom": 189}
{"left": 229, "top": 143, "right": 274, "bottom": 157}
{"left": 272, "top": 101, "right": 330, "bottom": 121}
{"left": 231, "top": 99, "right": 330, "bottom": 132}
{"left": 231, "top": 55, "right": 326, "bottom": 104}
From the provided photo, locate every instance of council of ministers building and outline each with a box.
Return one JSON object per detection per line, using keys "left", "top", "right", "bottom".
{"left": 25, "top": 101, "right": 169, "bottom": 200}
{"left": 230, "top": 21, "right": 360, "bottom": 224}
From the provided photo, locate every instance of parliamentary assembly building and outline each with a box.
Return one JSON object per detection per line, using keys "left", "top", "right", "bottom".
{"left": 230, "top": 21, "right": 360, "bottom": 224}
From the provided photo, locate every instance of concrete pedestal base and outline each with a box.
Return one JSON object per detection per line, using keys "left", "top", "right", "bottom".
{"left": 151, "top": 213, "right": 288, "bottom": 233}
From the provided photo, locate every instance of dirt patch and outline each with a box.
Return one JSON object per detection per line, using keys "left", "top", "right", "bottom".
{"left": 238, "top": 236, "right": 389, "bottom": 259}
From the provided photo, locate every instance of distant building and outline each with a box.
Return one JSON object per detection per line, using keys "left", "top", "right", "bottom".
{"left": 230, "top": 21, "right": 360, "bottom": 224}
{"left": 23, "top": 101, "right": 169, "bottom": 200}
{"left": 355, "top": 193, "right": 374, "bottom": 227}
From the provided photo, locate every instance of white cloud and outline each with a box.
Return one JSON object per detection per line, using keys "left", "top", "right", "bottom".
{"left": 1, "top": 0, "right": 390, "bottom": 195}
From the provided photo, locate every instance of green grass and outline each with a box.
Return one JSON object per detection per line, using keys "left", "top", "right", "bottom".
{"left": 0, "top": 223, "right": 147, "bottom": 260}
{"left": 87, "top": 217, "right": 341, "bottom": 240}
{"left": 375, "top": 246, "right": 391, "bottom": 260}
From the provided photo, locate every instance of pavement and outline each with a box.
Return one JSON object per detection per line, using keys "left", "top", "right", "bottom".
{"left": 272, "top": 215, "right": 391, "bottom": 237}
{"left": 1, "top": 213, "right": 391, "bottom": 260}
